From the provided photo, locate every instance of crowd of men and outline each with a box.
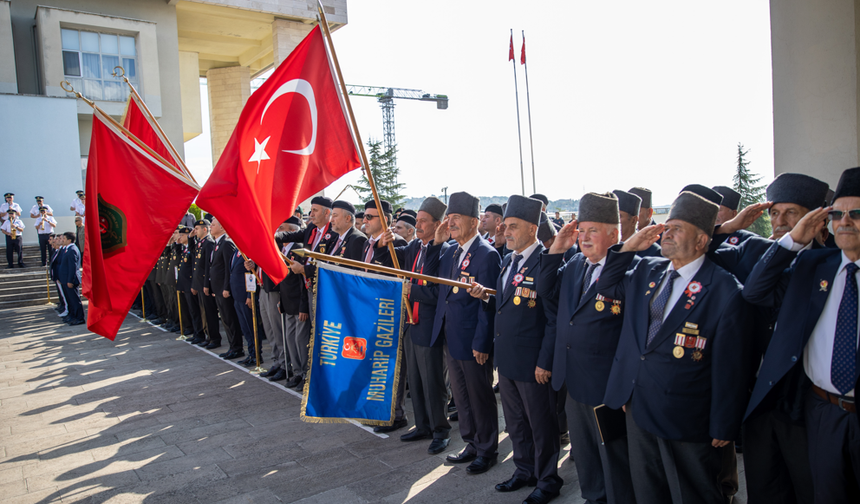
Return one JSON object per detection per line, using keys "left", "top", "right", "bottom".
{"left": 14, "top": 168, "right": 860, "bottom": 504}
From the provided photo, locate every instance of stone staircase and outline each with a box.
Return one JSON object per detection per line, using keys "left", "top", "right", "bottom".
{"left": 0, "top": 245, "right": 61, "bottom": 309}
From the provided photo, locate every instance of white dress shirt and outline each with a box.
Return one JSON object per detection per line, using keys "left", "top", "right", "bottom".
{"left": 30, "top": 204, "right": 53, "bottom": 217}
{"left": 581, "top": 255, "right": 607, "bottom": 293}
{"left": 652, "top": 254, "right": 706, "bottom": 321}
{"left": 34, "top": 216, "right": 57, "bottom": 234}
{"left": 1, "top": 218, "right": 24, "bottom": 234}
{"left": 0, "top": 202, "right": 22, "bottom": 221}
{"left": 455, "top": 233, "right": 480, "bottom": 268}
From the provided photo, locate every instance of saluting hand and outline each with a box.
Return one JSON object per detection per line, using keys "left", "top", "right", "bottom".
{"left": 788, "top": 206, "right": 831, "bottom": 246}
{"left": 467, "top": 281, "right": 490, "bottom": 301}
{"left": 434, "top": 217, "right": 450, "bottom": 244}
{"left": 493, "top": 223, "right": 506, "bottom": 246}
{"left": 549, "top": 220, "right": 579, "bottom": 254}
{"left": 716, "top": 202, "right": 773, "bottom": 235}
{"left": 620, "top": 224, "right": 665, "bottom": 253}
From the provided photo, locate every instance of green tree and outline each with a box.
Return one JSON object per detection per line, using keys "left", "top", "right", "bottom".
{"left": 354, "top": 139, "right": 406, "bottom": 208}
{"left": 188, "top": 204, "right": 203, "bottom": 221}
{"left": 732, "top": 143, "right": 771, "bottom": 237}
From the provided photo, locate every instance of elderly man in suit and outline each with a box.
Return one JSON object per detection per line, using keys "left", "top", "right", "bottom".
{"left": 470, "top": 195, "right": 562, "bottom": 504}
{"left": 329, "top": 200, "right": 367, "bottom": 261}
{"left": 210, "top": 218, "right": 245, "bottom": 358}
{"left": 615, "top": 189, "right": 661, "bottom": 258}
{"left": 596, "top": 191, "right": 753, "bottom": 504}
{"left": 430, "top": 191, "right": 501, "bottom": 475}
{"left": 743, "top": 166, "right": 860, "bottom": 503}
{"left": 539, "top": 192, "right": 638, "bottom": 504}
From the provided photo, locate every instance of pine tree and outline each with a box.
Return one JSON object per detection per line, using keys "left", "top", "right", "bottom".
{"left": 353, "top": 139, "right": 406, "bottom": 208}
{"left": 732, "top": 143, "right": 771, "bottom": 237}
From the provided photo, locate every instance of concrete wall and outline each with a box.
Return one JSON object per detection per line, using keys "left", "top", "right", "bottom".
{"left": 770, "top": 0, "right": 860, "bottom": 188}
{"left": 178, "top": 50, "right": 201, "bottom": 141}
{"left": 181, "top": 0, "right": 348, "bottom": 24}
{"left": 0, "top": 0, "right": 17, "bottom": 93}
{"left": 0, "top": 94, "right": 82, "bottom": 245}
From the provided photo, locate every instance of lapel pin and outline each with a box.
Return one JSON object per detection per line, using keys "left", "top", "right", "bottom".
{"left": 820, "top": 280, "right": 828, "bottom": 292}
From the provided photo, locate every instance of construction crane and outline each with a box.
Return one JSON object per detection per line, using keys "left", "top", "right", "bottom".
{"left": 345, "top": 85, "right": 449, "bottom": 174}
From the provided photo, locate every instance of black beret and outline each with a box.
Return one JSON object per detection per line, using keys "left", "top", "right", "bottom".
{"left": 365, "top": 199, "right": 392, "bottom": 214}
{"left": 402, "top": 209, "right": 417, "bottom": 218}
{"left": 712, "top": 186, "right": 741, "bottom": 211}
{"left": 286, "top": 216, "right": 301, "bottom": 226}
{"left": 204, "top": 213, "right": 214, "bottom": 222}
{"left": 484, "top": 204, "right": 504, "bottom": 217}
{"left": 668, "top": 192, "right": 719, "bottom": 236}
{"left": 579, "top": 192, "right": 620, "bottom": 225}
{"left": 418, "top": 197, "right": 447, "bottom": 221}
{"left": 538, "top": 212, "right": 557, "bottom": 242}
{"left": 612, "top": 189, "right": 642, "bottom": 216}
{"left": 504, "top": 195, "right": 542, "bottom": 225}
{"left": 681, "top": 184, "right": 723, "bottom": 206}
{"left": 194, "top": 219, "right": 211, "bottom": 227}
{"left": 396, "top": 214, "right": 416, "bottom": 227}
{"left": 767, "top": 173, "right": 829, "bottom": 211}
{"left": 832, "top": 167, "right": 860, "bottom": 202}
{"left": 628, "top": 187, "right": 652, "bottom": 209}
{"left": 35, "top": 196, "right": 44, "bottom": 200}
{"left": 355, "top": 211, "right": 365, "bottom": 219}
{"left": 311, "top": 196, "right": 333, "bottom": 208}
{"left": 332, "top": 200, "right": 355, "bottom": 214}
{"left": 446, "top": 192, "right": 480, "bottom": 219}
{"left": 529, "top": 193, "right": 549, "bottom": 206}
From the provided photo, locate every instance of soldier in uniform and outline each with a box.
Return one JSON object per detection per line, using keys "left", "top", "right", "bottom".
{"left": 596, "top": 192, "right": 753, "bottom": 504}
{"left": 539, "top": 192, "right": 637, "bottom": 504}
{"left": 191, "top": 220, "right": 219, "bottom": 348}
{"left": 615, "top": 189, "right": 661, "bottom": 258}
{"left": 470, "top": 195, "right": 563, "bottom": 504}
{"left": 1, "top": 208, "right": 25, "bottom": 268}
{"left": 430, "top": 191, "right": 501, "bottom": 475}
{"left": 30, "top": 196, "right": 53, "bottom": 217}
{"left": 175, "top": 226, "right": 195, "bottom": 336}
{"left": 210, "top": 218, "right": 245, "bottom": 359}
{"left": 33, "top": 206, "right": 57, "bottom": 266}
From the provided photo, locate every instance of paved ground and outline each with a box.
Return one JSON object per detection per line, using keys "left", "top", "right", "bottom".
{"left": 0, "top": 304, "right": 748, "bottom": 503}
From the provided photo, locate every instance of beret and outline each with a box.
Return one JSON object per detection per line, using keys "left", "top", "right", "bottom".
{"left": 712, "top": 186, "right": 741, "bottom": 211}
{"left": 529, "top": 193, "right": 549, "bottom": 206}
{"left": 311, "top": 196, "right": 333, "bottom": 208}
{"left": 396, "top": 214, "right": 417, "bottom": 226}
{"left": 332, "top": 200, "right": 355, "bottom": 214}
{"left": 286, "top": 216, "right": 301, "bottom": 226}
{"left": 484, "top": 204, "right": 504, "bottom": 217}
{"left": 365, "top": 199, "right": 392, "bottom": 214}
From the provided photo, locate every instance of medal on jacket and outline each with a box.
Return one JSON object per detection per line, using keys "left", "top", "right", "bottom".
{"left": 673, "top": 346, "right": 684, "bottom": 358}
{"left": 595, "top": 300, "right": 605, "bottom": 312}
{"left": 513, "top": 296, "right": 521, "bottom": 305}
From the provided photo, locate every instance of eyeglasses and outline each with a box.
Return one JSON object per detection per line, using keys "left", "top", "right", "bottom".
{"left": 363, "top": 214, "right": 377, "bottom": 221}
{"left": 827, "top": 209, "right": 860, "bottom": 221}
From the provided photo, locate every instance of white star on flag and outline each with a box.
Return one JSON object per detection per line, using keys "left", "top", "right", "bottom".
{"left": 248, "top": 136, "right": 271, "bottom": 174}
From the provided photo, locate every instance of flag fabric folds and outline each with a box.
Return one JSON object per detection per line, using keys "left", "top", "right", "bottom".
{"left": 82, "top": 109, "right": 199, "bottom": 340}
{"left": 122, "top": 93, "right": 185, "bottom": 176}
{"left": 196, "top": 25, "right": 361, "bottom": 284}
{"left": 301, "top": 262, "right": 406, "bottom": 425}
{"left": 521, "top": 33, "right": 526, "bottom": 65}
{"left": 509, "top": 33, "right": 515, "bottom": 61}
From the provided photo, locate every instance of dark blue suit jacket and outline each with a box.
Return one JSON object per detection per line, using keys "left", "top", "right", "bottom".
{"left": 540, "top": 251, "right": 640, "bottom": 405}
{"left": 597, "top": 246, "right": 752, "bottom": 442}
{"left": 430, "top": 236, "right": 501, "bottom": 360}
{"left": 742, "top": 242, "right": 859, "bottom": 420}
{"left": 229, "top": 250, "right": 252, "bottom": 300}
{"left": 59, "top": 245, "right": 81, "bottom": 286}
{"left": 391, "top": 239, "right": 448, "bottom": 347}
{"left": 50, "top": 247, "right": 64, "bottom": 282}
{"left": 487, "top": 244, "right": 555, "bottom": 383}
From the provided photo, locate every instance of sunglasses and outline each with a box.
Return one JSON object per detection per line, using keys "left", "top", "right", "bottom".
{"left": 828, "top": 209, "right": 860, "bottom": 221}
{"left": 363, "top": 214, "right": 377, "bottom": 221}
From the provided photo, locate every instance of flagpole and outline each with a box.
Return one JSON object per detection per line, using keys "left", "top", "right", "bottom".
{"left": 295, "top": 248, "right": 497, "bottom": 295}
{"left": 522, "top": 30, "right": 536, "bottom": 194}
{"left": 113, "top": 67, "right": 199, "bottom": 185}
{"left": 510, "top": 29, "right": 526, "bottom": 196}
{"left": 318, "top": 3, "right": 413, "bottom": 322}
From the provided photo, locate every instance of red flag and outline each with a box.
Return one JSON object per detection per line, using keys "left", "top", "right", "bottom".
{"left": 509, "top": 34, "right": 515, "bottom": 61}
{"left": 196, "top": 25, "right": 360, "bottom": 284}
{"left": 83, "top": 110, "right": 199, "bottom": 340}
{"left": 520, "top": 34, "right": 526, "bottom": 65}
{"left": 122, "top": 93, "right": 189, "bottom": 178}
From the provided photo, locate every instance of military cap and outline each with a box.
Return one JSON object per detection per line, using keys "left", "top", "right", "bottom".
{"left": 178, "top": 227, "right": 192, "bottom": 235}
{"left": 204, "top": 213, "right": 214, "bottom": 222}
{"left": 767, "top": 173, "right": 829, "bottom": 211}
{"left": 311, "top": 196, "right": 333, "bottom": 208}
{"left": 39, "top": 206, "right": 48, "bottom": 212}
{"left": 418, "top": 197, "right": 447, "bottom": 221}
{"left": 712, "top": 186, "right": 741, "bottom": 211}
{"left": 365, "top": 199, "right": 392, "bottom": 214}
{"left": 402, "top": 209, "right": 418, "bottom": 218}
{"left": 35, "top": 196, "right": 44, "bottom": 200}
{"left": 446, "top": 192, "right": 480, "bottom": 218}
{"left": 396, "top": 214, "right": 416, "bottom": 226}
{"left": 628, "top": 187, "right": 652, "bottom": 209}
{"left": 484, "top": 203, "right": 504, "bottom": 217}
{"left": 4, "top": 193, "right": 13, "bottom": 198}
{"left": 681, "top": 184, "right": 723, "bottom": 206}
{"left": 578, "top": 192, "right": 620, "bottom": 225}
{"left": 529, "top": 193, "right": 549, "bottom": 207}
{"left": 194, "top": 219, "right": 211, "bottom": 227}
{"left": 6, "top": 209, "right": 16, "bottom": 214}
{"left": 832, "top": 167, "right": 860, "bottom": 202}
{"left": 612, "top": 189, "right": 642, "bottom": 216}
{"left": 504, "top": 195, "right": 542, "bottom": 225}
{"left": 332, "top": 200, "right": 356, "bottom": 214}
{"left": 355, "top": 211, "right": 365, "bottom": 219}
{"left": 75, "top": 190, "right": 84, "bottom": 196}
{"left": 668, "top": 192, "right": 719, "bottom": 236}
{"left": 294, "top": 207, "right": 303, "bottom": 215}
{"left": 537, "top": 212, "right": 557, "bottom": 242}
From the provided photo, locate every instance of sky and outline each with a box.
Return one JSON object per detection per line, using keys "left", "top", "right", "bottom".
{"left": 183, "top": 0, "right": 775, "bottom": 208}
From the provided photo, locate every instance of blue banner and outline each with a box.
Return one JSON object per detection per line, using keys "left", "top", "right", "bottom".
{"left": 301, "top": 262, "right": 406, "bottom": 425}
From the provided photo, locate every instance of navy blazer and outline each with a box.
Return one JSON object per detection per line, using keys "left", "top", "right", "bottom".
{"left": 331, "top": 227, "right": 368, "bottom": 261}
{"left": 59, "top": 245, "right": 81, "bottom": 286}
{"left": 228, "top": 249, "right": 253, "bottom": 299}
{"left": 489, "top": 244, "right": 555, "bottom": 383}
{"left": 430, "top": 236, "right": 501, "bottom": 360}
{"left": 392, "top": 239, "right": 447, "bottom": 347}
{"left": 597, "top": 246, "right": 752, "bottom": 442}
{"left": 209, "top": 236, "right": 236, "bottom": 294}
{"left": 742, "top": 242, "right": 859, "bottom": 420}
{"left": 50, "top": 247, "right": 63, "bottom": 281}
{"left": 540, "top": 251, "right": 640, "bottom": 405}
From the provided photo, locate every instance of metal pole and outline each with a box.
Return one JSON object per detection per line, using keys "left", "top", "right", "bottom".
{"left": 522, "top": 30, "right": 537, "bottom": 194}
{"left": 45, "top": 265, "right": 53, "bottom": 305}
{"left": 510, "top": 29, "right": 526, "bottom": 196}
{"left": 140, "top": 287, "right": 147, "bottom": 322}
{"left": 250, "top": 290, "right": 267, "bottom": 374}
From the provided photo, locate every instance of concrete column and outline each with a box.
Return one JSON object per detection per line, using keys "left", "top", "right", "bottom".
{"left": 770, "top": 0, "right": 860, "bottom": 188}
{"left": 0, "top": 0, "right": 18, "bottom": 94}
{"left": 272, "top": 19, "right": 314, "bottom": 67}
{"left": 206, "top": 66, "right": 250, "bottom": 165}
{"left": 178, "top": 51, "right": 202, "bottom": 142}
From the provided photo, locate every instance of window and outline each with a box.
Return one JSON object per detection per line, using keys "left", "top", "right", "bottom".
{"left": 61, "top": 28, "right": 138, "bottom": 101}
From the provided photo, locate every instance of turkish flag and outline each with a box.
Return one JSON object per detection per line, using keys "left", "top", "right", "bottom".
{"left": 509, "top": 34, "right": 515, "bottom": 61}
{"left": 520, "top": 34, "right": 526, "bottom": 65}
{"left": 122, "top": 93, "right": 185, "bottom": 175}
{"left": 82, "top": 109, "right": 199, "bottom": 340}
{"left": 196, "top": 25, "right": 360, "bottom": 284}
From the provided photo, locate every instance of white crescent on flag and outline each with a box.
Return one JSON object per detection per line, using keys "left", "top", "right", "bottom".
{"left": 261, "top": 78, "right": 318, "bottom": 156}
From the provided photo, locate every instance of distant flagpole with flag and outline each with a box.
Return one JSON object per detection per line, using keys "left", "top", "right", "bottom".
{"left": 521, "top": 30, "right": 537, "bottom": 194}
{"left": 509, "top": 29, "right": 526, "bottom": 196}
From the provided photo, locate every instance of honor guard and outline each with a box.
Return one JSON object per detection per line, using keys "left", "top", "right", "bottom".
{"left": 34, "top": 206, "right": 57, "bottom": 266}
{"left": 470, "top": 195, "right": 563, "bottom": 504}
{"left": 2, "top": 208, "right": 25, "bottom": 268}
{"left": 597, "top": 191, "right": 753, "bottom": 504}
{"left": 191, "top": 219, "right": 221, "bottom": 349}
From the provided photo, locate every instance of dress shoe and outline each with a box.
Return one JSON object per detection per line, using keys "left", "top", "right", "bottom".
{"left": 69, "top": 319, "right": 85, "bottom": 326}
{"left": 446, "top": 450, "right": 477, "bottom": 464}
{"left": 448, "top": 411, "right": 459, "bottom": 422}
{"left": 523, "top": 488, "right": 560, "bottom": 504}
{"left": 6, "top": 265, "right": 13, "bottom": 269}
{"left": 286, "top": 375, "right": 302, "bottom": 388}
{"left": 261, "top": 367, "right": 279, "bottom": 377}
{"left": 18, "top": 263, "right": 26, "bottom": 268}
{"left": 230, "top": 351, "right": 246, "bottom": 359}
{"left": 218, "top": 350, "right": 232, "bottom": 358}
{"left": 495, "top": 476, "right": 537, "bottom": 492}
{"left": 148, "top": 318, "right": 163, "bottom": 325}
{"left": 188, "top": 336, "right": 204, "bottom": 345}
{"left": 205, "top": 342, "right": 221, "bottom": 350}
{"left": 268, "top": 369, "right": 288, "bottom": 381}
{"left": 293, "top": 377, "right": 305, "bottom": 390}
{"left": 238, "top": 356, "right": 253, "bottom": 365}
{"left": 400, "top": 429, "right": 430, "bottom": 442}
{"left": 195, "top": 339, "right": 210, "bottom": 346}
{"left": 62, "top": 316, "right": 72, "bottom": 323}
{"left": 427, "top": 438, "right": 449, "bottom": 454}
{"left": 374, "top": 417, "right": 408, "bottom": 433}
{"left": 466, "top": 455, "right": 498, "bottom": 475}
